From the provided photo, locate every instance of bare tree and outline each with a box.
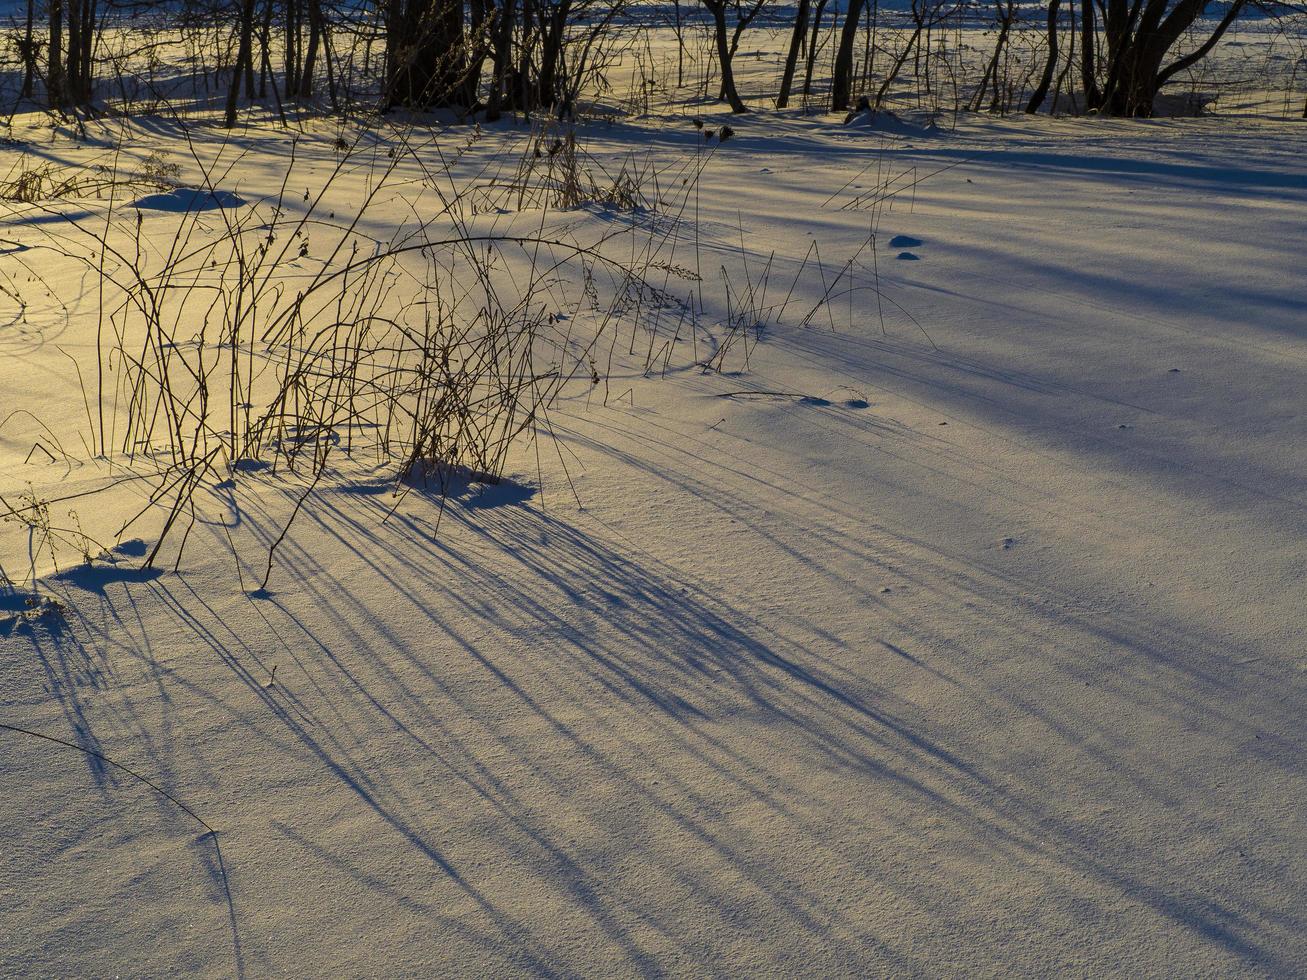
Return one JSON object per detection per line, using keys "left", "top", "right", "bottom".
{"left": 970, "top": 0, "right": 1016, "bottom": 111}
{"left": 1027, "top": 0, "right": 1062, "bottom": 112}
{"left": 384, "top": 0, "right": 469, "bottom": 108}
{"left": 776, "top": 0, "right": 812, "bottom": 108}
{"left": 831, "top": 0, "right": 866, "bottom": 111}
{"left": 19, "top": 0, "right": 39, "bottom": 99}
{"left": 700, "top": 0, "right": 770, "bottom": 113}
{"left": 801, "top": 0, "right": 830, "bottom": 98}
{"left": 1086, "top": 0, "right": 1249, "bottom": 115}
{"left": 225, "top": 0, "right": 257, "bottom": 124}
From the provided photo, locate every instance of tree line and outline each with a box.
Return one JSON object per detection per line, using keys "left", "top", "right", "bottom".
{"left": 6, "top": 0, "right": 1277, "bottom": 122}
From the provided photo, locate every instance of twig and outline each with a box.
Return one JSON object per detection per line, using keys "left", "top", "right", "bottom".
{"left": 0, "top": 722, "right": 215, "bottom": 835}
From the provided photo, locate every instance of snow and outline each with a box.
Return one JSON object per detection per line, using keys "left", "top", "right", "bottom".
{"left": 2, "top": 68, "right": 1306, "bottom": 978}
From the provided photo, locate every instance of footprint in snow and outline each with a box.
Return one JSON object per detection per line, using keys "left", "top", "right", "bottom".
{"left": 896, "top": 251, "right": 920, "bottom": 260}
{"left": 889, "top": 235, "right": 923, "bottom": 248}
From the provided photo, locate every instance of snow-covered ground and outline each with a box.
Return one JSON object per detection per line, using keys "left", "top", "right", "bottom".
{"left": 2, "top": 61, "right": 1306, "bottom": 978}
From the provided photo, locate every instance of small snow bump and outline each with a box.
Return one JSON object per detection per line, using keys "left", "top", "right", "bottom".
{"left": 896, "top": 251, "right": 920, "bottom": 261}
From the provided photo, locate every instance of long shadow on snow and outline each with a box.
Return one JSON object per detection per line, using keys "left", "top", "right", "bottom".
{"left": 542, "top": 409, "right": 1305, "bottom": 970}
{"left": 9, "top": 446, "right": 1303, "bottom": 972}
{"left": 244, "top": 485, "right": 954, "bottom": 972}
{"left": 0, "top": 577, "right": 247, "bottom": 978}
{"left": 299, "top": 469, "right": 1298, "bottom": 968}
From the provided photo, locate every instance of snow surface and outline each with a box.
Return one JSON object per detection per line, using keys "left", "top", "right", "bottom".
{"left": 2, "top": 100, "right": 1306, "bottom": 975}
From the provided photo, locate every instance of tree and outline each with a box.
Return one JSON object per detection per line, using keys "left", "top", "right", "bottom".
{"left": 800, "top": 0, "right": 830, "bottom": 99}
{"left": 1086, "top": 0, "right": 1249, "bottom": 116}
{"left": 700, "top": 0, "right": 770, "bottom": 113}
{"left": 478, "top": 0, "right": 625, "bottom": 119}
{"left": 282, "top": 0, "right": 327, "bottom": 99}
{"left": 47, "top": 0, "right": 65, "bottom": 107}
{"left": 830, "top": 0, "right": 866, "bottom": 112}
{"left": 1026, "top": 0, "right": 1062, "bottom": 113}
{"left": 384, "top": 0, "right": 469, "bottom": 109}
{"left": 775, "top": 0, "right": 811, "bottom": 108}
{"left": 225, "top": 0, "right": 258, "bottom": 125}
{"left": 970, "top": 0, "right": 1017, "bottom": 112}
{"left": 47, "top": 0, "right": 98, "bottom": 108}
{"left": 18, "top": 0, "right": 38, "bottom": 99}
{"left": 484, "top": 0, "right": 515, "bottom": 119}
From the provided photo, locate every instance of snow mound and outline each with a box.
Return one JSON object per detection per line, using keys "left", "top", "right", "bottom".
{"left": 841, "top": 108, "right": 938, "bottom": 138}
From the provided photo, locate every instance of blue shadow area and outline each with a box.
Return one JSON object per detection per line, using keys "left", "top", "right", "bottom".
{"left": 131, "top": 187, "right": 247, "bottom": 212}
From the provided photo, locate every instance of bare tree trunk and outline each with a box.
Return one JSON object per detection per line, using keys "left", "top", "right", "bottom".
{"left": 516, "top": 0, "right": 534, "bottom": 113}
{"left": 801, "top": 0, "right": 829, "bottom": 97}
{"left": 970, "top": 0, "right": 1014, "bottom": 112}
{"left": 300, "top": 0, "right": 324, "bottom": 97}
{"left": 20, "top": 0, "right": 36, "bottom": 99}
{"left": 1026, "top": 0, "right": 1061, "bottom": 112}
{"left": 79, "top": 0, "right": 93, "bottom": 102}
{"left": 1153, "top": 0, "right": 1246, "bottom": 88}
{"left": 485, "top": 0, "right": 514, "bottom": 120}
{"left": 703, "top": 0, "right": 748, "bottom": 112}
{"left": 257, "top": 0, "right": 272, "bottom": 97}
{"left": 859, "top": 0, "right": 879, "bottom": 95}
{"left": 385, "top": 0, "right": 468, "bottom": 109}
{"left": 464, "top": 0, "right": 490, "bottom": 107}
{"left": 285, "top": 0, "right": 300, "bottom": 95}
{"left": 536, "top": 0, "right": 570, "bottom": 109}
{"left": 776, "top": 0, "right": 811, "bottom": 108}
{"left": 1053, "top": 0, "right": 1078, "bottom": 112}
{"left": 831, "top": 0, "right": 866, "bottom": 112}
{"left": 259, "top": 23, "right": 288, "bottom": 125}
{"left": 66, "top": 0, "right": 81, "bottom": 104}
{"left": 245, "top": 49, "right": 257, "bottom": 97}
{"left": 1080, "top": 0, "right": 1099, "bottom": 108}
{"left": 1093, "top": 0, "right": 1245, "bottom": 115}
{"left": 717, "top": 3, "right": 761, "bottom": 102}
{"left": 321, "top": 20, "right": 339, "bottom": 108}
{"left": 48, "top": 0, "right": 66, "bottom": 107}
{"left": 225, "top": 0, "right": 257, "bottom": 125}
